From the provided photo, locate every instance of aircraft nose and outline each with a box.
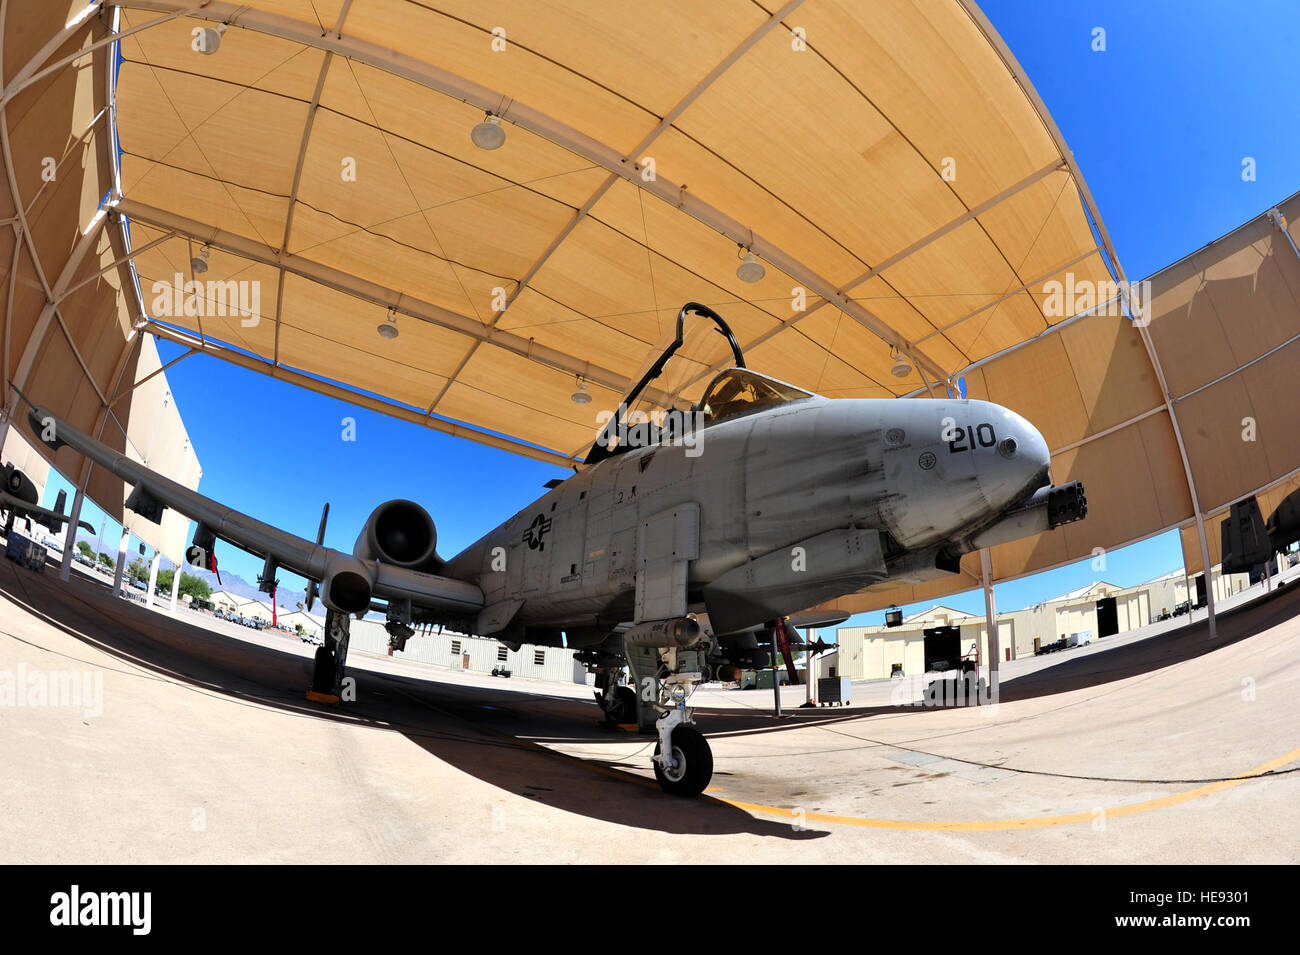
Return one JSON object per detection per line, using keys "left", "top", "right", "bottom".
{"left": 964, "top": 403, "right": 1051, "bottom": 508}
{"left": 995, "top": 409, "right": 1051, "bottom": 497}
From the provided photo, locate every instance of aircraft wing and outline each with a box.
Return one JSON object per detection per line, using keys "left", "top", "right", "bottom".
{"left": 0, "top": 491, "right": 96, "bottom": 535}
{"left": 17, "top": 392, "right": 483, "bottom": 617}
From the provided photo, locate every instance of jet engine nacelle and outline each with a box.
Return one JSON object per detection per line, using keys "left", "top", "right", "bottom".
{"left": 322, "top": 553, "right": 376, "bottom": 615}
{"left": 2, "top": 463, "right": 38, "bottom": 505}
{"left": 353, "top": 499, "right": 440, "bottom": 571}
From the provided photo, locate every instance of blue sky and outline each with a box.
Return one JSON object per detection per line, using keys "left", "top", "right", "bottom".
{"left": 42, "top": 1, "right": 1300, "bottom": 629}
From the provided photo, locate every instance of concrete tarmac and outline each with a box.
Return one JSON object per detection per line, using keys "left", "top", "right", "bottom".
{"left": 1, "top": 551, "right": 1297, "bottom": 863}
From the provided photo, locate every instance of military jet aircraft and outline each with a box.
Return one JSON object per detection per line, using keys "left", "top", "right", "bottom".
{"left": 1, "top": 462, "right": 95, "bottom": 539}
{"left": 14, "top": 303, "right": 1086, "bottom": 796}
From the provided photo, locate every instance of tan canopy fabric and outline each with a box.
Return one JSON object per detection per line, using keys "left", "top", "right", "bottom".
{"left": 1, "top": 2, "right": 139, "bottom": 528}
{"left": 109, "top": 0, "right": 1112, "bottom": 465}
{"left": 119, "top": 333, "right": 203, "bottom": 558}
{"left": 1181, "top": 473, "right": 1300, "bottom": 577}
{"left": 1160, "top": 192, "right": 1300, "bottom": 575}
{"left": 7, "top": 3, "right": 1299, "bottom": 598}
{"left": 0, "top": 2, "right": 201, "bottom": 560}
{"left": 825, "top": 189, "right": 1300, "bottom": 614}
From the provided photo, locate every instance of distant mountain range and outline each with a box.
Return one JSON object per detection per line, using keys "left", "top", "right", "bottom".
{"left": 183, "top": 565, "right": 311, "bottom": 612}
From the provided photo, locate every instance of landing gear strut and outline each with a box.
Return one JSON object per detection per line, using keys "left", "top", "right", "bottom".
{"left": 308, "top": 609, "right": 351, "bottom": 703}
{"left": 652, "top": 674, "right": 712, "bottom": 796}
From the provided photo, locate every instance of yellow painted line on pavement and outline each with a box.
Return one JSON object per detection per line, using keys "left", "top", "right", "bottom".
{"left": 716, "top": 745, "right": 1300, "bottom": 831}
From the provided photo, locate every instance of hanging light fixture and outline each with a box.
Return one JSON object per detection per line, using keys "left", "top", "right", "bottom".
{"left": 890, "top": 346, "right": 912, "bottom": 378}
{"left": 570, "top": 376, "right": 591, "bottom": 405}
{"left": 196, "top": 23, "right": 227, "bottom": 55}
{"left": 471, "top": 113, "right": 506, "bottom": 150}
{"left": 377, "top": 307, "right": 399, "bottom": 340}
{"left": 736, "top": 248, "right": 765, "bottom": 283}
{"left": 190, "top": 244, "right": 210, "bottom": 275}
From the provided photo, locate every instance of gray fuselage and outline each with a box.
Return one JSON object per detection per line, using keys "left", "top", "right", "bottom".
{"left": 443, "top": 393, "right": 1051, "bottom": 637}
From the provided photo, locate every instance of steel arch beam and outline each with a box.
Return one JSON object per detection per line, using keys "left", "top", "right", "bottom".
{"left": 956, "top": 0, "right": 1218, "bottom": 638}
{"left": 113, "top": 0, "right": 951, "bottom": 386}
{"left": 115, "top": 198, "right": 662, "bottom": 405}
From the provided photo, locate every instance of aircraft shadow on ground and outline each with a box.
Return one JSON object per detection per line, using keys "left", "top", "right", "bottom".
{"left": 0, "top": 560, "right": 823, "bottom": 840}
{"left": 5, "top": 555, "right": 1294, "bottom": 840}
{"left": 677, "top": 580, "right": 1300, "bottom": 738}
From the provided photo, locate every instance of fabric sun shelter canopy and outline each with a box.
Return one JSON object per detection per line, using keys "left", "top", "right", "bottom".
{"left": 109, "top": 0, "right": 1114, "bottom": 466}
{"left": 0, "top": 0, "right": 202, "bottom": 562}
{"left": 5, "top": 2, "right": 1297, "bottom": 608}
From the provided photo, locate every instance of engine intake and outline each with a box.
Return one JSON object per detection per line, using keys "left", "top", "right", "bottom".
{"left": 354, "top": 499, "right": 439, "bottom": 570}
{"left": 322, "top": 554, "right": 375, "bottom": 615}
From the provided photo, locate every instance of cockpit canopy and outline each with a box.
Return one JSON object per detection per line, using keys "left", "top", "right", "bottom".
{"left": 696, "top": 368, "right": 814, "bottom": 425}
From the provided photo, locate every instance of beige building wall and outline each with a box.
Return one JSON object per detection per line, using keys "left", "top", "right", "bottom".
{"left": 837, "top": 568, "right": 1251, "bottom": 679}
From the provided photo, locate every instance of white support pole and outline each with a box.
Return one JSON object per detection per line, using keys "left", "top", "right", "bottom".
{"left": 981, "top": 548, "right": 999, "bottom": 691}
{"left": 145, "top": 552, "right": 160, "bottom": 607}
{"left": 806, "top": 627, "right": 817, "bottom": 706}
{"left": 112, "top": 527, "right": 129, "bottom": 596}
{"left": 169, "top": 561, "right": 181, "bottom": 612}
{"left": 56, "top": 487, "right": 84, "bottom": 582}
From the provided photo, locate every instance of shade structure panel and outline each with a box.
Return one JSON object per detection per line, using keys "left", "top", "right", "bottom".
{"left": 1181, "top": 472, "right": 1300, "bottom": 575}
{"left": 1146, "top": 216, "right": 1300, "bottom": 399}
{"left": 340, "top": 0, "right": 661, "bottom": 155}
{"left": 99, "top": 0, "right": 1153, "bottom": 465}
{"left": 15, "top": 0, "right": 1279, "bottom": 610}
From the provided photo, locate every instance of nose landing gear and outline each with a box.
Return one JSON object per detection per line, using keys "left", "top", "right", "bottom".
{"left": 651, "top": 673, "right": 712, "bottom": 796}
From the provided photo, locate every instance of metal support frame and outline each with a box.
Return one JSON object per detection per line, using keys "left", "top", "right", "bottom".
{"left": 422, "top": 0, "right": 809, "bottom": 418}
{"left": 272, "top": 4, "right": 352, "bottom": 368}
{"left": 55, "top": 228, "right": 177, "bottom": 304}
{"left": 0, "top": 6, "right": 196, "bottom": 112}
{"left": 109, "top": 345, "right": 196, "bottom": 406}
{"left": 115, "top": 0, "right": 950, "bottom": 386}
{"left": 143, "top": 319, "right": 578, "bottom": 467}
{"left": 980, "top": 547, "right": 999, "bottom": 691}
{"left": 958, "top": 0, "right": 1218, "bottom": 640}
{"left": 168, "top": 554, "right": 182, "bottom": 611}
{"left": 115, "top": 199, "right": 657, "bottom": 406}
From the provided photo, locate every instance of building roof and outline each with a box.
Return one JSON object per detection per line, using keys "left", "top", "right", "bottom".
{"left": 903, "top": 605, "right": 972, "bottom": 623}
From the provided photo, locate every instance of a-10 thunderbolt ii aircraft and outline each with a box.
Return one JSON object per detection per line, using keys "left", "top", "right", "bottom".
{"left": 2, "top": 462, "right": 95, "bottom": 539}
{"left": 16, "top": 303, "right": 1086, "bottom": 796}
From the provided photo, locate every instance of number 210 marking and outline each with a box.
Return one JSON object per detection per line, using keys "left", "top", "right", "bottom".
{"left": 948, "top": 423, "right": 996, "bottom": 453}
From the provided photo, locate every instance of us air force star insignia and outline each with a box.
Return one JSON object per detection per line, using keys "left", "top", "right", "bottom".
{"left": 524, "top": 513, "right": 553, "bottom": 550}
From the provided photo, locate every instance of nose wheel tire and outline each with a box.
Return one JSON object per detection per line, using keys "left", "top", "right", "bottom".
{"left": 653, "top": 725, "right": 713, "bottom": 796}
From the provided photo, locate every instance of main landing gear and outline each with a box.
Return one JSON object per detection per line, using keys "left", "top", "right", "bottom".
{"left": 308, "top": 609, "right": 351, "bottom": 703}
{"left": 594, "top": 670, "right": 638, "bottom": 725}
